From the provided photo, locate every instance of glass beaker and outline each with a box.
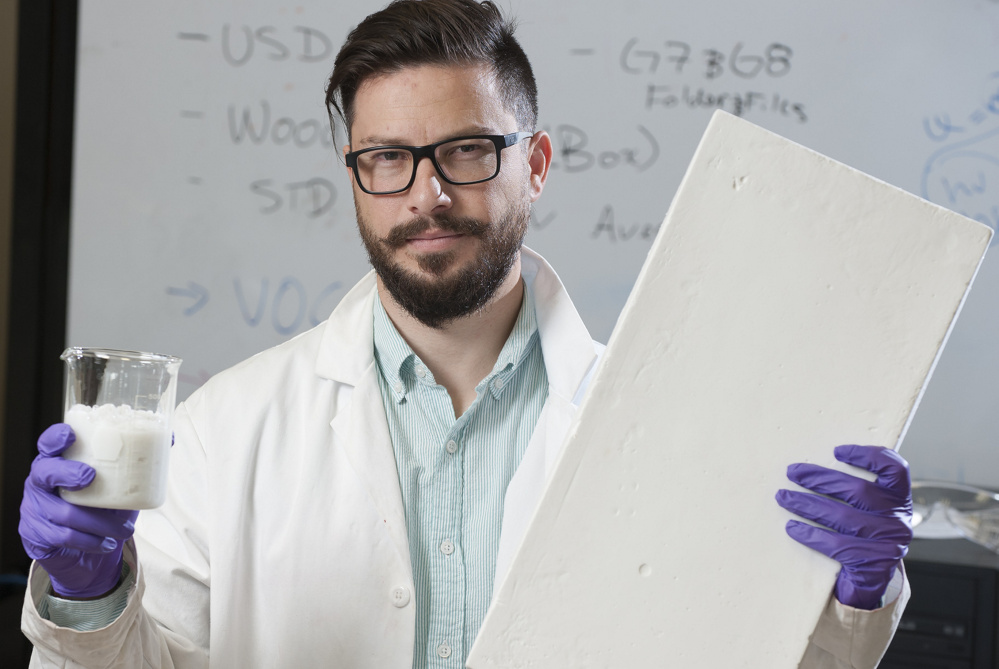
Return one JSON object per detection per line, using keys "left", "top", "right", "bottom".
{"left": 59, "top": 347, "right": 182, "bottom": 509}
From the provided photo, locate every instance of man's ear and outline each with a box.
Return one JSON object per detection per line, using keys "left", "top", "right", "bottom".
{"left": 527, "top": 130, "right": 552, "bottom": 202}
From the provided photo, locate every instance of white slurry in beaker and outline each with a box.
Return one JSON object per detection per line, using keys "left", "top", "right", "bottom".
{"left": 61, "top": 403, "right": 171, "bottom": 510}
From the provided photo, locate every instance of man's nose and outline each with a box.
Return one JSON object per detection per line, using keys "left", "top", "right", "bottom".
{"left": 406, "top": 155, "right": 452, "bottom": 216}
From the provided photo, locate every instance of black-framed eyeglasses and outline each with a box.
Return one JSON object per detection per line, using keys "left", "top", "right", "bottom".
{"left": 345, "top": 131, "right": 534, "bottom": 195}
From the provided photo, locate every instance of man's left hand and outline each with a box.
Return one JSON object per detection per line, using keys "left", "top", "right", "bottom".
{"left": 776, "top": 445, "right": 913, "bottom": 610}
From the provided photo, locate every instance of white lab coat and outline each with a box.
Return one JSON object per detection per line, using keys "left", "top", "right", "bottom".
{"left": 22, "top": 248, "right": 907, "bottom": 668}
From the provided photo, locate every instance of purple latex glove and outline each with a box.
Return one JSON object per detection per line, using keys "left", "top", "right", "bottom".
{"left": 776, "top": 445, "right": 912, "bottom": 610}
{"left": 19, "top": 424, "right": 138, "bottom": 599}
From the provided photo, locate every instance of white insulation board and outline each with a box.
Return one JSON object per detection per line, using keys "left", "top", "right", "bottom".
{"left": 468, "top": 110, "right": 993, "bottom": 668}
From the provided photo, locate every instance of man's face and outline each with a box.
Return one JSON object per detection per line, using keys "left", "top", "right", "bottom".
{"left": 346, "top": 63, "right": 548, "bottom": 328}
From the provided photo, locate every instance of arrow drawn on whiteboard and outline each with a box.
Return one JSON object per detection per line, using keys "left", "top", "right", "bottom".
{"left": 166, "top": 282, "right": 209, "bottom": 316}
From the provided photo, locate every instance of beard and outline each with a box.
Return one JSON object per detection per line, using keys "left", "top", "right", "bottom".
{"left": 356, "top": 199, "right": 530, "bottom": 329}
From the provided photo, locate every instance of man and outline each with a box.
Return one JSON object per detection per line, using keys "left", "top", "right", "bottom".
{"left": 19, "top": 1, "right": 911, "bottom": 667}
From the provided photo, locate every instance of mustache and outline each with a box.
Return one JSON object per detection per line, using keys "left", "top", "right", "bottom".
{"left": 383, "top": 215, "right": 489, "bottom": 249}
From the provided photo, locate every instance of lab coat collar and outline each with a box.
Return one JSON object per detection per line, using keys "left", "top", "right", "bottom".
{"left": 492, "top": 249, "right": 601, "bottom": 588}
{"left": 315, "top": 270, "right": 378, "bottom": 385}
{"left": 520, "top": 247, "right": 598, "bottom": 403}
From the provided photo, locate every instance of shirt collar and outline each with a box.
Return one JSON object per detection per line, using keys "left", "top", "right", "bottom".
{"left": 372, "top": 296, "right": 416, "bottom": 403}
{"left": 480, "top": 284, "right": 539, "bottom": 399}
{"left": 372, "top": 285, "right": 540, "bottom": 403}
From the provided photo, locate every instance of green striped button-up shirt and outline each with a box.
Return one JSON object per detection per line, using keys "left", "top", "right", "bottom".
{"left": 372, "top": 288, "right": 549, "bottom": 669}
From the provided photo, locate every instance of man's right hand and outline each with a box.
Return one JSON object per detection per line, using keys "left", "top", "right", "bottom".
{"left": 19, "top": 424, "right": 138, "bottom": 599}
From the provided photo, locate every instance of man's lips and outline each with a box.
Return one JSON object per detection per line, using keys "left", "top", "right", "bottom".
{"left": 384, "top": 215, "right": 488, "bottom": 249}
{"left": 408, "top": 230, "right": 463, "bottom": 242}
{"left": 406, "top": 231, "right": 465, "bottom": 251}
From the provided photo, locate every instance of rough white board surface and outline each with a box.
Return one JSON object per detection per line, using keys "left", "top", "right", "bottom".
{"left": 467, "top": 110, "right": 993, "bottom": 668}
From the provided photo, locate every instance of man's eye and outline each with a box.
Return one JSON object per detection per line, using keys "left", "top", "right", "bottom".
{"left": 370, "top": 150, "right": 408, "bottom": 163}
{"left": 447, "top": 143, "right": 487, "bottom": 158}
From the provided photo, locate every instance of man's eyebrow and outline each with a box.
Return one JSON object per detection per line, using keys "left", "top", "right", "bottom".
{"left": 354, "top": 135, "right": 409, "bottom": 148}
{"left": 354, "top": 126, "right": 499, "bottom": 149}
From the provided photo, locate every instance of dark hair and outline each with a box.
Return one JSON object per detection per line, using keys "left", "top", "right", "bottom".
{"left": 325, "top": 0, "right": 538, "bottom": 142}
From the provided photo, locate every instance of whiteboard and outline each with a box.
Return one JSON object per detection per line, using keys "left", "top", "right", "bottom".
{"left": 68, "top": 1, "right": 999, "bottom": 487}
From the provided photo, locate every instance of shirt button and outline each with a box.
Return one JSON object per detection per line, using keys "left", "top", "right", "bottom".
{"left": 445, "top": 440, "right": 458, "bottom": 454}
{"left": 415, "top": 365, "right": 427, "bottom": 378}
{"left": 390, "top": 586, "right": 411, "bottom": 608}
{"left": 437, "top": 641, "right": 452, "bottom": 658}
{"left": 393, "top": 381, "right": 404, "bottom": 393}
{"left": 492, "top": 377, "right": 504, "bottom": 390}
{"left": 440, "top": 539, "right": 455, "bottom": 556}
